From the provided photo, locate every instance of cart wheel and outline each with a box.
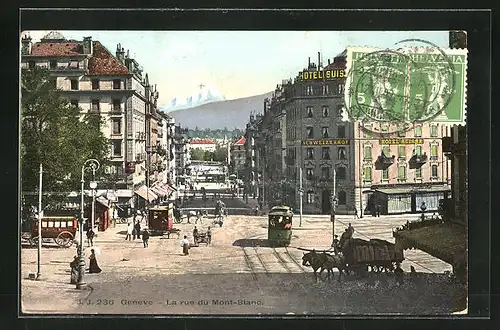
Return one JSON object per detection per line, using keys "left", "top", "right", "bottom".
{"left": 174, "top": 217, "right": 182, "bottom": 224}
{"left": 29, "top": 236, "right": 39, "bottom": 247}
{"left": 55, "top": 231, "right": 74, "bottom": 247}
{"left": 119, "top": 217, "right": 128, "bottom": 224}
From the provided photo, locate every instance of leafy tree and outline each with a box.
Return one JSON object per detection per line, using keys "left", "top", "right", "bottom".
{"left": 190, "top": 147, "right": 205, "bottom": 161}
{"left": 21, "top": 67, "right": 110, "bottom": 218}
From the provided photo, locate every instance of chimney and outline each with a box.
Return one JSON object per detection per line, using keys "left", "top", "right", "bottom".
{"left": 21, "top": 34, "right": 32, "bottom": 55}
{"left": 83, "top": 36, "right": 93, "bottom": 55}
{"left": 317, "top": 52, "right": 321, "bottom": 71}
{"left": 308, "top": 57, "right": 311, "bottom": 68}
{"left": 116, "top": 43, "right": 125, "bottom": 62}
{"left": 328, "top": 59, "right": 331, "bottom": 65}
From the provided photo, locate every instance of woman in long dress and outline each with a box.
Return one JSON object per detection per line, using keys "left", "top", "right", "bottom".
{"left": 180, "top": 235, "right": 190, "bottom": 255}
{"left": 88, "top": 249, "right": 102, "bottom": 273}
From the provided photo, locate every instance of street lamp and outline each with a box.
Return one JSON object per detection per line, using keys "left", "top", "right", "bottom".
{"left": 77, "top": 158, "right": 100, "bottom": 290}
{"left": 89, "top": 181, "right": 98, "bottom": 235}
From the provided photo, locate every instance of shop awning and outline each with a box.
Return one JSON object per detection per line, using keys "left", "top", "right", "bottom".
{"left": 96, "top": 196, "right": 110, "bottom": 208}
{"left": 393, "top": 223, "right": 466, "bottom": 265}
{"left": 134, "top": 185, "right": 158, "bottom": 202}
{"left": 150, "top": 186, "right": 167, "bottom": 197}
{"left": 376, "top": 186, "right": 451, "bottom": 195}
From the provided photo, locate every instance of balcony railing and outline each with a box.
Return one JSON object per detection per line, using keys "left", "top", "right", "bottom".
{"left": 409, "top": 153, "right": 428, "bottom": 169}
{"left": 376, "top": 152, "right": 395, "bottom": 167}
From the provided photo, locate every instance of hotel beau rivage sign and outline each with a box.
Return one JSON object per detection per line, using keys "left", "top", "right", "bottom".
{"left": 302, "top": 138, "right": 424, "bottom": 146}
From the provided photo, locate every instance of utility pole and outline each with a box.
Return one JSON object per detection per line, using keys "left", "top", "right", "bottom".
{"left": 330, "top": 167, "right": 337, "bottom": 244}
{"left": 299, "top": 167, "right": 303, "bottom": 227}
{"left": 36, "top": 163, "right": 43, "bottom": 280}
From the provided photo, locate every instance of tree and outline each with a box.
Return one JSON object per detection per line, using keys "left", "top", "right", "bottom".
{"left": 21, "top": 67, "right": 110, "bottom": 217}
{"left": 190, "top": 147, "right": 205, "bottom": 161}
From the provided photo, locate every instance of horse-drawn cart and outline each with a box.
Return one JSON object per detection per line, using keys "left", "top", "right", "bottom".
{"left": 148, "top": 204, "right": 180, "bottom": 238}
{"left": 22, "top": 216, "right": 78, "bottom": 248}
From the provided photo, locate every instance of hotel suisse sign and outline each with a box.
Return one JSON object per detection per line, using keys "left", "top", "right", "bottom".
{"left": 299, "top": 69, "right": 345, "bottom": 80}
{"left": 302, "top": 139, "right": 350, "bottom": 146}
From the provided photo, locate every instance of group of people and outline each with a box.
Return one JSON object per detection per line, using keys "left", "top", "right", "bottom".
{"left": 126, "top": 221, "right": 150, "bottom": 248}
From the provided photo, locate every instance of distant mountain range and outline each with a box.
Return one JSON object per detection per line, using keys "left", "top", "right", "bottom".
{"left": 166, "top": 92, "right": 273, "bottom": 129}
{"left": 161, "top": 85, "right": 226, "bottom": 111}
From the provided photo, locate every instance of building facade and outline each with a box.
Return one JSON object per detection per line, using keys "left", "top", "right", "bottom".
{"left": 230, "top": 136, "right": 246, "bottom": 178}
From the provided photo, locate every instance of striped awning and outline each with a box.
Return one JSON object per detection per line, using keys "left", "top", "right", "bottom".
{"left": 150, "top": 186, "right": 167, "bottom": 197}
{"left": 134, "top": 185, "right": 158, "bottom": 202}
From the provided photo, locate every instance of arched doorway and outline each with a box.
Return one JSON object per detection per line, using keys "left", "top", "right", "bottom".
{"left": 321, "top": 189, "right": 331, "bottom": 214}
{"left": 338, "top": 190, "right": 347, "bottom": 205}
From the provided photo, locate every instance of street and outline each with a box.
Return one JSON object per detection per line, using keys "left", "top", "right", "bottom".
{"left": 21, "top": 212, "right": 463, "bottom": 315}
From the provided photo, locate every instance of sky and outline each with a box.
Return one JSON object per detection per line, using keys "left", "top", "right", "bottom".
{"left": 21, "top": 30, "right": 449, "bottom": 108}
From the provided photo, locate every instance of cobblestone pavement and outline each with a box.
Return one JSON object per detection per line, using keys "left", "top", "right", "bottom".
{"left": 21, "top": 214, "right": 464, "bottom": 315}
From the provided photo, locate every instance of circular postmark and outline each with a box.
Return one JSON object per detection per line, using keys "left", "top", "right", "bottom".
{"left": 344, "top": 39, "right": 457, "bottom": 134}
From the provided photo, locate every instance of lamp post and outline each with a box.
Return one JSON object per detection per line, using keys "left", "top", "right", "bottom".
{"left": 77, "top": 158, "right": 100, "bottom": 290}
{"left": 330, "top": 168, "right": 337, "bottom": 246}
{"left": 90, "top": 181, "right": 98, "bottom": 235}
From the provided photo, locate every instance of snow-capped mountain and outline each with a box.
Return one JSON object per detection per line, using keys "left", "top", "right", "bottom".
{"left": 161, "top": 85, "right": 226, "bottom": 112}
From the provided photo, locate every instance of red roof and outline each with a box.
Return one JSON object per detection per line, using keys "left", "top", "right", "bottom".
{"left": 31, "top": 42, "right": 83, "bottom": 56}
{"left": 234, "top": 136, "right": 246, "bottom": 145}
{"left": 88, "top": 41, "right": 129, "bottom": 76}
{"left": 190, "top": 139, "right": 216, "bottom": 145}
{"left": 29, "top": 40, "right": 129, "bottom": 76}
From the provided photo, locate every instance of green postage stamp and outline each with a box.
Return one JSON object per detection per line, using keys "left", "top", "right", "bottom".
{"left": 344, "top": 46, "right": 468, "bottom": 125}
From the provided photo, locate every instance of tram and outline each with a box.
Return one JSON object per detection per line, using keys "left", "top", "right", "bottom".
{"left": 268, "top": 205, "right": 293, "bottom": 247}
{"left": 21, "top": 216, "right": 78, "bottom": 247}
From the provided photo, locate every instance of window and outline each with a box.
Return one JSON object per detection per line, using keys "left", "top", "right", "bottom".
{"left": 91, "top": 100, "right": 100, "bottom": 112}
{"left": 337, "top": 166, "right": 346, "bottom": 180}
{"left": 398, "top": 166, "right": 406, "bottom": 181}
{"left": 322, "top": 127, "right": 329, "bottom": 138}
{"left": 322, "top": 84, "right": 329, "bottom": 95}
{"left": 112, "top": 99, "right": 121, "bottom": 112}
{"left": 364, "top": 167, "right": 372, "bottom": 182}
{"left": 322, "top": 147, "right": 330, "bottom": 160}
{"left": 70, "top": 100, "right": 79, "bottom": 108}
{"left": 363, "top": 145, "right": 372, "bottom": 160}
{"left": 337, "top": 125, "right": 346, "bottom": 138}
{"left": 338, "top": 147, "right": 346, "bottom": 160}
{"left": 337, "top": 83, "right": 344, "bottom": 94}
{"left": 363, "top": 128, "right": 372, "bottom": 138}
{"left": 382, "top": 146, "right": 391, "bottom": 157}
{"left": 50, "top": 60, "right": 57, "bottom": 69}
{"left": 91, "top": 79, "right": 100, "bottom": 90}
{"left": 431, "top": 164, "right": 438, "bottom": 178}
{"left": 306, "top": 168, "right": 314, "bottom": 180}
{"left": 414, "top": 125, "right": 422, "bottom": 137}
{"left": 415, "top": 145, "right": 422, "bottom": 156}
{"left": 112, "top": 140, "right": 122, "bottom": 156}
{"left": 430, "top": 125, "right": 438, "bottom": 137}
{"left": 112, "top": 119, "right": 121, "bottom": 134}
{"left": 398, "top": 145, "right": 406, "bottom": 158}
{"left": 306, "top": 85, "right": 313, "bottom": 96}
{"left": 430, "top": 145, "right": 438, "bottom": 160}
{"left": 29, "top": 61, "right": 35, "bottom": 69}
{"left": 415, "top": 167, "right": 422, "bottom": 179}
{"left": 306, "top": 148, "right": 314, "bottom": 160}
{"left": 306, "top": 191, "right": 315, "bottom": 204}
{"left": 321, "top": 167, "right": 330, "bottom": 180}
{"left": 113, "top": 79, "right": 121, "bottom": 90}
{"left": 306, "top": 127, "right": 314, "bottom": 138}
{"left": 382, "top": 168, "right": 389, "bottom": 180}
{"left": 397, "top": 127, "right": 406, "bottom": 137}
{"left": 322, "top": 106, "right": 329, "bottom": 117}
{"left": 306, "top": 106, "right": 313, "bottom": 118}
{"left": 338, "top": 191, "right": 347, "bottom": 205}
{"left": 70, "top": 79, "right": 79, "bottom": 90}
{"left": 336, "top": 104, "right": 343, "bottom": 117}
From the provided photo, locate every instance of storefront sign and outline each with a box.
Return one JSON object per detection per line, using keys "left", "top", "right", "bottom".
{"left": 379, "top": 138, "right": 424, "bottom": 145}
{"left": 299, "top": 69, "right": 345, "bottom": 80}
{"left": 302, "top": 139, "right": 350, "bottom": 146}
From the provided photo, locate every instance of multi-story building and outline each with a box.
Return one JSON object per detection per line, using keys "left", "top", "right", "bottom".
{"left": 187, "top": 139, "right": 217, "bottom": 153}
{"left": 173, "top": 125, "right": 190, "bottom": 184}
{"left": 230, "top": 136, "right": 246, "bottom": 178}
{"left": 243, "top": 113, "right": 263, "bottom": 200}
{"left": 20, "top": 31, "right": 163, "bottom": 207}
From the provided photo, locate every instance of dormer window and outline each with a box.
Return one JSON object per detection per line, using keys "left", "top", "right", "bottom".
{"left": 50, "top": 60, "right": 57, "bottom": 69}
{"left": 113, "top": 79, "right": 121, "bottom": 90}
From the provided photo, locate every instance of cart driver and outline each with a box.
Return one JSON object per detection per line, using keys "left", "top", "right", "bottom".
{"left": 331, "top": 235, "right": 340, "bottom": 254}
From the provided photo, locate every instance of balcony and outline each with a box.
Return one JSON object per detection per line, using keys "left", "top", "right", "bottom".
{"left": 409, "top": 153, "right": 428, "bottom": 169}
{"left": 110, "top": 106, "right": 123, "bottom": 115}
{"left": 376, "top": 152, "right": 395, "bottom": 168}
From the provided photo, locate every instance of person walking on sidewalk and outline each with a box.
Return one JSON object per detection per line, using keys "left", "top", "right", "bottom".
{"left": 86, "top": 227, "right": 95, "bottom": 247}
{"left": 125, "top": 222, "right": 133, "bottom": 241}
{"left": 88, "top": 249, "right": 102, "bottom": 274}
{"left": 180, "top": 235, "right": 190, "bottom": 255}
{"left": 142, "top": 229, "right": 150, "bottom": 248}
{"left": 254, "top": 205, "right": 259, "bottom": 216}
{"left": 135, "top": 221, "right": 141, "bottom": 240}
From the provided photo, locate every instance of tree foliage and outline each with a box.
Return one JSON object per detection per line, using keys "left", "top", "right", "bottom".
{"left": 21, "top": 67, "right": 110, "bottom": 216}
{"left": 190, "top": 147, "right": 205, "bottom": 161}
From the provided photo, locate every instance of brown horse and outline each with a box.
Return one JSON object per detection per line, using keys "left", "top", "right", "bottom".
{"left": 302, "top": 250, "right": 346, "bottom": 281}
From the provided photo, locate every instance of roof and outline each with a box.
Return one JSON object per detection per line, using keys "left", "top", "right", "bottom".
{"left": 88, "top": 41, "right": 129, "bottom": 75}
{"left": 190, "top": 139, "right": 216, "bottom": 145}
{"left": 234, "top": 136, "right": 246, "bottom": 145}
{"left": 41, "top": 31, "right": 66, "bottom": 41}
{"left": 375, "top": 186, "right": 451, "bottom": 195}
{"left": 31, "top": 41, "right": 83, "bottom": 57}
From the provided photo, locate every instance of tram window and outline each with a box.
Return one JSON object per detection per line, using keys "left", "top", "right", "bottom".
{"left": 42, "top": 222, "right": 48, "bottom": 228}
{"left": 54, "top": 221, "right": 60, "bottom": 228}
{"left": 48, "top": 221, "right": 54, "bottom": 227}
{"left": 67, "top": 221, "right": 73, "bottom": 227}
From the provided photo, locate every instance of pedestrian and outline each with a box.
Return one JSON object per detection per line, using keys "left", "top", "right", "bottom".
{"left": 394, "top": 262, "right": 404, "bottom": 286}
{"left": 135, "top": 221, "right": 141, "bottom": 240}
{"left": 142, "top": 229, "right": 150, "bottom": 248}
{"left": 206, "top": 226, "right": 212, "bottom": 245}
{"left": 347, "top": 222, "right": 354, "bottom": 236}
{"left": 88, "top": 249, "right": 102, "bottom": 274}
{"left": 86, "top": 227, "right": 95, "bottom": 247}
{"left": 125, "top": 222, "right": 133, "bottom": 241}
{"left": 354, "top": 207, "right": 360, "bottom": 219}
{"left": 254, "top": 205, "right": 259, "bottom": 216}
{"left": 180, "top": 235, "right": 190, "bottom": 255}
{"left": 70, "top": 255, "right": 79, "bottom": 284}
{"left": 376, "top": 204, "right": 381, "bottom": 217}
{"left": 193, "top": 226, "right": 199, "bottom": 244}
{"left": 331, "top": 235, "right": 340, "bottom": 254}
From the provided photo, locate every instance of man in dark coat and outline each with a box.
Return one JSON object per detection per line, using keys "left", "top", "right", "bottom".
{"left": 70, "top": 256, "right": 79, "bottom": 284}
{"left": 134, "top": 221, "right": 141, "bottom": 240}
{"left": 142, "top": 229, "right": 150, "bottom": 248}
